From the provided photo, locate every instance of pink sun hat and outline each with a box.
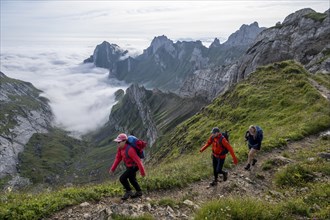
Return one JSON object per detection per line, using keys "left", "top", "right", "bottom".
{"left": 114, "top": 133, "right": 128, "bottom": 142}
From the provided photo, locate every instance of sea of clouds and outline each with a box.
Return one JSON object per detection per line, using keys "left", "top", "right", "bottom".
{"left": 0, "top": 39, "right": 134, "bottom": 136}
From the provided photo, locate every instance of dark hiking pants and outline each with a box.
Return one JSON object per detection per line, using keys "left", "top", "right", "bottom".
{"left": 212, "top": 155, "right": 225, "bottom": 180}
{"left": 120, "top": 166, "right": 141, "bottom": 192}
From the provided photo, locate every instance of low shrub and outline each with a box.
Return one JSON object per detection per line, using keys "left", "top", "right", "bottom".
{"left": 274, "top": 164, "right": 314, "bottom": 187}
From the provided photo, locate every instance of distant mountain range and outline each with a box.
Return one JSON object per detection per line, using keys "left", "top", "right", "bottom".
{"left": 84, "top": 22, "right": 265, "bottom": 98}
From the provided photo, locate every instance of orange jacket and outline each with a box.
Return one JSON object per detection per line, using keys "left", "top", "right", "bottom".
{"left": 200, "top": 134, "right": 238, "bottom": 164}
{"left": 110, "top": 144, "right": 146, "bottom": 176}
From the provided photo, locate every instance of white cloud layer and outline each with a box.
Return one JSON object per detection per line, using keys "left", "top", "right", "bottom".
{"left": 0, "top": 46, "right": 128, "bottom": 135}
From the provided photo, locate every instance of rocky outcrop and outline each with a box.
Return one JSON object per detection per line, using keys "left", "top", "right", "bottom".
{"left": 0, "top": 72, "right": 53, "bottom": 180}
{"left": 231, "top": 8, "right": 330, "bottom": 84}
{"left": 83, "top": 41, "right": 128, "bottom": 74}
{"left": 223, "top": 22, "right": 266, "bottom": 47}
{"left": 209, "top": 38, "right": 221, "bottom": 48}
{"left": 141, "top": 35, "right": 176, "bottom": 58}
{"left": 125, "top": 84, "right": 158, "bottom": 145}
{"left": 179, "top": 64, "right": 237, "bottom": 100}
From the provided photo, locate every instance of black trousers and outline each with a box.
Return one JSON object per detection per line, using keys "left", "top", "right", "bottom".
{"left": 119, "top": 166, "right": 141, "bottom": 192}
{"left": 212, "top": 155, "right": 226, "bottom": 180}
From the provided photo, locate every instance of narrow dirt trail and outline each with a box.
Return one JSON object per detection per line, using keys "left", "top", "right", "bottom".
{"left": 308, "top": 78, "right": 330, "bottom": 101}
{"left": 47, "top": 135, "right": 324, "bottom": 220}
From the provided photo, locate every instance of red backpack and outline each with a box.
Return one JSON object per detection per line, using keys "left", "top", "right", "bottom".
{"left": 125, "top": 135, "right": 147, "bottom": 159}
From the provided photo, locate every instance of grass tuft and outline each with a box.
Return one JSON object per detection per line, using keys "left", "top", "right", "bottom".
{"left": 274, "top": 164, "right": 314, "bottom": 187}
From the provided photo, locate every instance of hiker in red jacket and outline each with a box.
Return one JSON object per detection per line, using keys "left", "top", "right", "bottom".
{"left": 109, "top": 133, "right": 146, "bottom": 200}
{"left": 200, "top": 127, "right": 238, "bottom": 186}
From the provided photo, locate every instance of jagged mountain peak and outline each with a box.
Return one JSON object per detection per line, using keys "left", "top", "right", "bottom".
{"left": 151, "top": 35, "right": 171, "bottom": 43}
{"left": 224, "top": 21, "right": 265, "bottom": 47}
{"left": 209, "top": 38, "right": 221, "bottom": 48}
{"left": 241, "top": 21, "right": 259, "bottom": 29}
{"left": 97, "top": 41, "right": 127, "bottom": 55}
{"left": 84, "top": 41, "right": 128, "bottom": 70}
{"left": 145, "top": 35, "right": 175, "bottom": 55}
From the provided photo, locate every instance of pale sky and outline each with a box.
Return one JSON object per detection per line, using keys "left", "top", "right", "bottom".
{"left": 1, "top": 0, "right": 329, "bottom": 51}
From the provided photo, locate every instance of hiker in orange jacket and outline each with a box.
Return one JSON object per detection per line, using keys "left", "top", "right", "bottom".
{"left": 109, "top": 133, "right": 146, "bottom": 200}
{"left": 200, "top": 127, "right": 238, "bottom": 186}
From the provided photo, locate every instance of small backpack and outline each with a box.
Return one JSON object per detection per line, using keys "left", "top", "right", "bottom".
{"left": 125, "top": 135, "right": 147, "bottom": 159}
{"left": 212, "top": 130, "right": 230, "bottom": 155}
{"left": 221, "top": 130, "right": 229, "bottom": 143}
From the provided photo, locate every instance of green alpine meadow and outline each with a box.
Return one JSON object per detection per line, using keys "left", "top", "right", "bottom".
{"left": 1, "top": 60, "right": 329, "bottom": 219}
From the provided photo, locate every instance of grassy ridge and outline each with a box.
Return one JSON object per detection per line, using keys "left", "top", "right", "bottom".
{"left": 1, "top": 60, "right": 329, "bottom": 219}
{"left": 152, "top": 60, "right": 330, "bottom": 162}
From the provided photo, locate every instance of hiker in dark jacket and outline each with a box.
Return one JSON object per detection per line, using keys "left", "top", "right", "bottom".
{"left": 244, "top": 125, "right": 263, "bottom": 170}
{"left": 109, "top": 133, "right": 146, "bottom": 200}
{"left": 200, "top": 127, "right": 238, "bottom": 186}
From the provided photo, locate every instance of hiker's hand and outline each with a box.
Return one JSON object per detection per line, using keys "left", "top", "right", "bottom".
{"left": 109, "top": 170, "right": 115, "bottom": 175}
{"left": 233, "top": 158, "right": 238, "bottom": 165}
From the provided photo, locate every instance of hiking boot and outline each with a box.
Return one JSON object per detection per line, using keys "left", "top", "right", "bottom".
{"left": 209, "top": 180, "right": 218, "bottom": 186}
{"left": 121, "top": 191, "right": 132, "bottom": 200}
{"left": 223, "top": 171, "right": 228, "bottom": 181}
{"left": 131, "top": 191, "right": 142, "bottom": 198}
{"left": 252, "top": 159, "right": 257, "bottom": 166}
{"left": 244, "top": 164, "right": 251, "bottom": 170}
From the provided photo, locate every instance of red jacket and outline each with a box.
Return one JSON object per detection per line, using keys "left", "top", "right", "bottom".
{"left": 110, "top": 144, "right": 146, "bottom": 176}
{"left": 200, "top": 134, "right": 238, "bottom": 164}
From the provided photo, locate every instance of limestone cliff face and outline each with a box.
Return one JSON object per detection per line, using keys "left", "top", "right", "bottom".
{"left": 179, "top": 22, "right": 263, "bottom": 100}
{"left": 0, "top": 72, "right": 53, "bottom": 179}
{"left": 179, "top": 64, "right": 237, "bottom": 100}
{"left": 125, "top": 84, "right": 158, "bottom": 145}
{"left": 231, "top": 8, "right": 330, "bottom": 85}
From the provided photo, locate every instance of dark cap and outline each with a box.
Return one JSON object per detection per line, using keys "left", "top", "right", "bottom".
{"left": 211, "top": 127, "right": 220, "bottom": 134}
